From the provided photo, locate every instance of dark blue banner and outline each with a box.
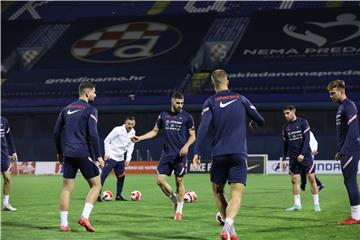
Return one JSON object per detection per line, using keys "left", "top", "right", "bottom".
{"left": 232, "top": 8, "right": 360, "bottom": 63}
{"left": 34, "top": 15, "right": 213, "bottom": 68}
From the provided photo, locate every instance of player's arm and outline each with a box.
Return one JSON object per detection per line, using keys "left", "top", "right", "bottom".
{"left": 339, "top": 104, "right": 358, "bottom": 156}
{"left": 180, "top": 116, "right": 196, "bottom": 157}
{"left": 53, "top": 111, "right": 64, "bottom": 163}
{"left": 104, "top": 127, "right": 118, "bottom": 160}
{"left": 132, "top": 114, "right": 162, "bottom": 143}
{"left": 281, "top": 128, "right": 288, "bottom": 171}
{"left": 193, "top": 102, "right": 212, "bottom": 169}
{"left": 179, "top": 129, "right": 196, "bottom": 157}
{"left": 5, "top": 124, "right": 17, "bottom": 161}
{"left": 125, "top": 139, "right": 135, "bottom": 167}
{"left": 298, "top": 120, "right": 310, "bottom": 161}
{"left": 88, "top": 108, "right": 104, "bottom": 168}
{"left": 309, "top": 131, "right": 319, "bottom": 155}
{"left": 243, "top": 97, "right": 265, "bottom": 128}
{"left": 131, "top": 127, "right": 159, "bottom": 143}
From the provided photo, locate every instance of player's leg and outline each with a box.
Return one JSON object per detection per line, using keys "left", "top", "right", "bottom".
{"left": 114, "top": 161, "right": 126, "bottom": 200}
{"left": 300, "top": 171, "right": 307, "bottom": 191}
{"left": 78, "top": 157, "right": 101, "bottom": 232}
{"left": 212, "top": 183, "right": 227, "bottom": 222}
{"left": 307, "top": 169, "right": 320, "bottom": 211}
{"left": 156, "top": 156, "right": 177, "bottom": 205}
{"left": 173, "top": 156, "right": 187, "bottom": 219}
{"left": 338, "top": 153, "right": 360, "bottom": 224}
{"left": 2, "top": 168, "right": 17, "bottom": 211}
{"left": 59, "top": 178, "right": 75, "bottom": 231}
{"left": 98, "top": 159, "right": 117, "bottom": 201}
{"left": 286, "top": 163, "right": 302, "bottom": 211}
{"left": 59, "top": 157, "right": 77, "bottom": 231}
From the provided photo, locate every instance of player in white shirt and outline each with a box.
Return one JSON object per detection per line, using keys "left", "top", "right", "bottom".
{"left": 99, "top": 116, "right": 136, "bottom": 201}
{"left": 300, "top": 131, "right": 325, "bottom": 191}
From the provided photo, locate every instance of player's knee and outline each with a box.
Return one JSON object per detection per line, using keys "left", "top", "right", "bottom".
{"left": 3, "top": 176, "right": 10, "bottom": 184}
{"left": 156, "top": 177, "right": 164, "bottom": 186}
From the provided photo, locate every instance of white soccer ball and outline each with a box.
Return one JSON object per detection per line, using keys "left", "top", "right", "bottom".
{"left": 130, "top": 190, "right": 142, "bottom": 201}
{"left": 102, "top": 191, "right": 113, "bottom": 201}
{"left": 216, "top": 212, "right": 225, "bottom": 226}
{"left": 184, "top": 191, "right": 198, "bottom": 203}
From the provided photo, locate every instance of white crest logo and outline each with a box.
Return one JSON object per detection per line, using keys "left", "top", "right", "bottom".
{"left": 283, "top": 13, "right": 360, "bottom": 47}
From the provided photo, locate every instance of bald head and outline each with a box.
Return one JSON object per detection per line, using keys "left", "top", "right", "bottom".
{"left": 211, "top": 69, "right": 229, "bottom": 91}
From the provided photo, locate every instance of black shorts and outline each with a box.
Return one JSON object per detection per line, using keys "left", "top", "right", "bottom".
{"left": 63, "top": 156, "right": 99, "bottom": 179}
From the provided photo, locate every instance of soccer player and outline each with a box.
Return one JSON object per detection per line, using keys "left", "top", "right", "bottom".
{"left": 300, "top": 131, "right": 325, "bottom": 191}
{"left": 1, "top": 116, "right": 18, "bottom": 211}
{"left": 327, "top": 79, "right": 360, "bottom": 225}
{"left": 99, "top": 116, "right": 136, "bottom": 201}
{"left": 54, "top": 81, "right": 104, "bottom": 232}
{"left": 281, "top": 105, "right": 321, "bottom": 212}
{"left": 131, "top": 92, "right": 196, "bottom": 220}
{"left": 193, "top": 69, "right": 265, "bottom": 240}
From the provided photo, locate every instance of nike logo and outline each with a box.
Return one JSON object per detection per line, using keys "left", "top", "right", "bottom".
{"left": 220, "top": 99, "right": 238, "bottom": 108}
{"left": 247, "top": 164, "right": 260, "bottom": 171}
{"left": 67, "top": 109, "right": 81, "bottom": 115}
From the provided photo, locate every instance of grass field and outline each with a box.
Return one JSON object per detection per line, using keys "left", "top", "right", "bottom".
{"left": 1, "top": 174, "right": 360, "bottom": 240}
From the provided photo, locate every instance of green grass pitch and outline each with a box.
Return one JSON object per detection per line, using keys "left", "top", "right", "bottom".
{"left": 1, "top": 174, "right": 360, "bottom": 239}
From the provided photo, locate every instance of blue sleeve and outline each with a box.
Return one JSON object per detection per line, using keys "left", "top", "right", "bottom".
{"left": 186, "top": 114, "right": 195, "bottom": 131}
{"left": 155, "top": 113, "right": 163, "bottom": 129}
{"left": 300, "top": 120, "right": 311, "bottom": 155}
{"left": 243, "top": 97, "right": 265, "bottom": 126}
{"left": 88, "top": 108, "right": 102, "bottom": 158}
{"left": 5, "top": 122, "right": 16, "bottom": 154}
{"left": 340, "top": 103, "right": 359, "bottom": 155}
{"left": 53, "top": 111, "right": 64, "bottom": 155}
{"left": 194, "top": 101, "right": 212, "bottom": 155}
{"left": 282, "top": 126, "right": 288, "bottom": 159}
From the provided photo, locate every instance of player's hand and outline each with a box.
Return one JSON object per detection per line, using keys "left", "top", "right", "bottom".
{"left": 131, "top": 136, "right": 141, "bottom": 143}
{"left": 192, "top": 155, "right": 201, "bottom": 171}
{"left": 335, "top": 152, "right": 341, "bottom": 161}
{"left": 249, "top": 120, "right": 258, "bottom": 130}
{"left": 10, "top": 153, "right": 18, "bottom": 162}
{"left": 98, "top": 157, "right": 105, "bottom": 169}
{"left": 179, "top": 145, "right": 189, "bottom": 157}
{"left": 297, "top": 154, "right": 304, "bottom": 162}
{"left": 57, "top": 154, "right": 64, "bottom": 164}
{"left": 312, "top": 150, "right": 319, "bottom": 155}
{"left": 104, "top": 155, "right": 110, "bottom": 161}
{"left": 125, "top": 161, "right": 130, "bottom": 167}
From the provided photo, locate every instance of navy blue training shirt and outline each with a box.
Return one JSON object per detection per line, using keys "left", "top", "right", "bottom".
{"left": 336, "top": 98, "right": 360, "bottom": 154}
{"left": 155, "top": 111, "right": 195, "bottom": 157}
{"left": 1, "top": 117, "right": 16, "bottom": 160}
{"left": 195, "top": 90, "right": 265, "bottom": 157}
{"left": 53, "top": 99, "right": 101, "bottom": 158}
{"left": 282, "top": 118, "right": 312, "bottom": 163}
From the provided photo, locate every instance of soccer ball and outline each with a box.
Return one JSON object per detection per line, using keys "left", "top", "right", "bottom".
{"left": 130, "top": 190, "right": 142, "bottom": 201}
{"left": 184, "top": 191, "right": 198, "bottom": 203}
{"left": 216, "top": 212, "right": 225, "bottom": 226}
{"left": 102, "top": 191, "right": 113, "bottom": 201}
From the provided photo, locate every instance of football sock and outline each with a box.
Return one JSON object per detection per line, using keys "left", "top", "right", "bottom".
{"left": 351, "top": 205, "right": 360, "bottom": 220}
{"left": 312, "top": 194, "right": 319, "bottom": 205}
{"left": 223, "top": 217, "right": 234, "bottom": 233}
{"left": 294, "top": 195, "right": 301, "bottom": 206}
{"left": 3, "top": 195, "right": 9, "bottom": 205}
{"left": 60, "top": 211, "right": 68, "bottom": 226}
{"left": 176, "top": 201, "right": 184, "bottom": 213}
{"left": 81, "top": 202, "right": 94, "bottom": 219}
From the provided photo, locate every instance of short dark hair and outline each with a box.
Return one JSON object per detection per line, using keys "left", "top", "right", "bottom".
{"left": 172, "top": 91, "right": 184, "bottom": 99}
{"left": 79, "top": 81, "right": 95, "bottom": 95}
{"left": 283, "top": 105, "right": 296, "bottom": 112}
{"left": 126, "top": 115, "right": 135, "bottom": 121}
{"left": 327, "top": 79, "right": 345, "bottom": 91}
